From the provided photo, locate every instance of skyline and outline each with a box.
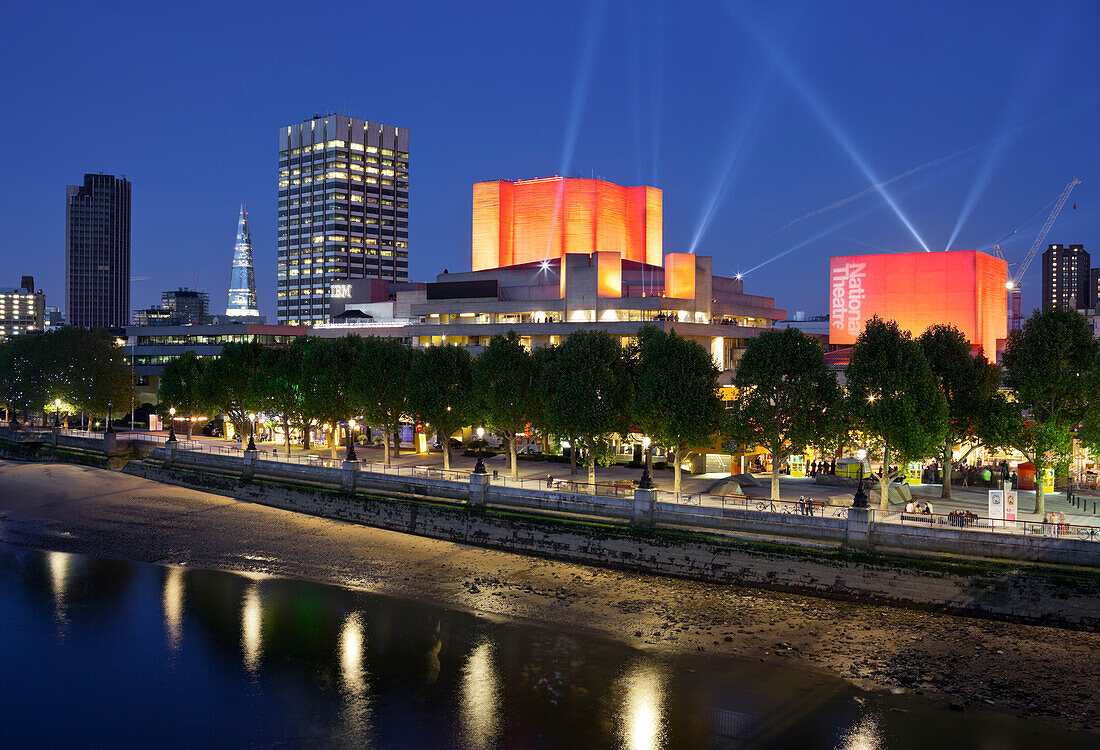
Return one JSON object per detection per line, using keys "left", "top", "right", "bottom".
{"left": 2, "top": 1, "right": 1099, "bottom": 322}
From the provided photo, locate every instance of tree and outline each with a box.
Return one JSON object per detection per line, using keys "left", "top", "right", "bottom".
{"left": 408, "top": 344, "right": 474, "bottom": 471}
{"left": 846, "top": 317, "right": 948, "bottom": 510}
{"left": 474, "top": 332, "right": 537, "bottom": 479}
{"left": 70, "top": 329, "right": 134, "bottom": 427}
{"left": 542, "top": 330, "right": 631, "bottom": 484}
{"left": 916, "top": 324, "right": 1003, "bottom": 498}
{"left": 157, "top": 351, "right": 206, "bottom": 439}
{"left": 0, "top": 334, "right": 50, "bottom": 423}
{"left": 256, "top": 341, "right": 309, "bottom": 454}
{"left": 634, "top": 326, "right": 725, "bottom": 492}
{"left": 726, "top": 327, "right": 843, "bottom": 500}
{"left": 1002, "top": 306, "right": 1098, "bottom": 514}
{"left": 201, "top": 341, "right": 264, "bottom": 442}
{"left": 300, "top": 336, "right": 365, "bottom": 459}
{"left": 353, "top": 336, "right": 413, "bottom": 466}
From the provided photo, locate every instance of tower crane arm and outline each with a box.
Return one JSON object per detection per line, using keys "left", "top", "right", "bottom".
{"left": 1011, "top": 178, "right": 1082, "bottom": 286}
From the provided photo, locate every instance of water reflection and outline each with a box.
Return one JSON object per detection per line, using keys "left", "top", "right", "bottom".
{"left": 241, "top": 583, "right": 263, "bottom": 671}
{"left": 460, "top": 641, "right": 501, "bottom": 749}
{"left": 619, "top": 661, "right": 668, "bottom": 750}
{"left": 0, "top": 544, "right": 1092, "bottom": 750}
{"left": 339, "top": 612, "right": 367, "bottom": 695}
{"left": 162, "top": 566, "right": 185, "bottom": 651}
{"left": 837, "top": 714, "right": 881, "bottom": 750}
{"left": 46, "top": 550, "right": 72, "bottom": 629}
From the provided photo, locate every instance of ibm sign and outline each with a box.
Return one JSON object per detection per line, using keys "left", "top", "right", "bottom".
{"left": 330, "top": 283, "right": 353, "bottom": 299}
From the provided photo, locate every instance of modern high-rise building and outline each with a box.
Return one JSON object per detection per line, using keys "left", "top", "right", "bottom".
{"left": 226, "top": 205, "right": 262, "bottom": 322}
{"left": 0, "top": 276, "right": 46, "bottom": 340}
{"left": 277, "top": 114, "right": 409, "bottom": 325}
{"left": 1041, "top": 243, "right": 1090, "bottom": 312}
{"left": 66, "top": 173, "right": 131, "bottom": 329}
{"left": 133, "top": 287, "right": 212, "bottom": 326}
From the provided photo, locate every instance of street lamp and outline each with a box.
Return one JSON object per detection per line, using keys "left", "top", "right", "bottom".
{"left": 639, "top": 436, "right": 654, "bottom": 489}
{"left": 106, "top": 402, "right": 113, "bottom": 433}
{"left": 53, "top": 398, "right": 62, "bottom": 428}
{"left": 345, "top": 419, "right": 358, "bottom": 462}
{"left": 473, "top": 426, "right": 487, "bottom": 474}
{"left": 852, "top": 448, "right": 869, "bottom": 508}
{"left": 246, "top": 412, "right": 257, "bottom": 452}
{"left": 167, "top": 407, "right": 177, "bottom": 443}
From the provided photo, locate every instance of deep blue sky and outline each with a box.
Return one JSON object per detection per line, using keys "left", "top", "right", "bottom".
{"left": 2, "top": 0, "right": 1098, "bottom": 321}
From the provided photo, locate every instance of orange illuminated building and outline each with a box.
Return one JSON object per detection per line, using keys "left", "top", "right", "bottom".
{"left": 829, "top": 250, "right": 1007, "bottom": 360}
{"left": 472, "top": 177, "right": 663, "bottom": 271}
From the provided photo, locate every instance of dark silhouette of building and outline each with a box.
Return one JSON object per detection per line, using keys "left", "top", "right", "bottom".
{"left": 133, "top": 288, "right": 212, "bottom": 326}
{"left": 1041, "top": 243, "right": 1089, "bottom": 312}
{"left": 66, "top": 174, "right": 131, "bottom": 329}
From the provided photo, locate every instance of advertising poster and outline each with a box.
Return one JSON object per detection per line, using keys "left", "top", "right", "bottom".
{"left": 1005, "top": 490, "right": 1018, "bottom": 528}
{"left": 1042, "top": 467, "right": 1055, "bottom": 495}
{"left": 988, "top": 489, "right": 1004, "bottom": 527}
{"left": 789, "top": 454, "right": 805, "bottom": 478}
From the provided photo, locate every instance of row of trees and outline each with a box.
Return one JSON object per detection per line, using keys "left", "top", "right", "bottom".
{"left": 0, "top": 327, "right": 133, "bottom": 425}
{"left": 159, "top": 328, "right": 723, "bottom": 491}
{"left": 731, "top": 307, "right": 1100, "bottom": 514}
{"left": 160, "top": 308, "right": 1100, "bottom": 511}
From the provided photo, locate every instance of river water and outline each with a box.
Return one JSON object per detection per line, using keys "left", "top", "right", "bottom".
{"left": 0, "top": 544, "right": 1090, "bottom": 749}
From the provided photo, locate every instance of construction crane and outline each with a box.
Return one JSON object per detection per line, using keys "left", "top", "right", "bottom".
{"left": 996, "top": 178, "right": 1081, "bottom": 331}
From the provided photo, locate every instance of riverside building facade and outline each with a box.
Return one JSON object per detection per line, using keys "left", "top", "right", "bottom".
{"left": 317, "top": 177, "right": 784, "bottom": 378}
{"left": 277, "top": 114, "right": 410, "bottom": 326}
{"left": 0, "top": 277, "right": 46, "bottom": 339}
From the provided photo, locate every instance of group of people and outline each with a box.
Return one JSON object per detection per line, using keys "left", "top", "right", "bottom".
{"left": 903, "top": 499, "right": 935, "bottom": 518}
{"left": 947, "top": 509, "right": 979, "bottom": 527}
{"left": 796, "top": 496, "right": 819, "bottom": 515}
{"left": 806, "top": 460, "right": 836, "bottom": 477}
{"left": 1042, "top": 511, "right": 1069, "bottom": 536}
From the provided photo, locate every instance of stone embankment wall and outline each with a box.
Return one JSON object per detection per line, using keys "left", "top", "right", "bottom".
{"left": 124, "top": 460, "right": 1100, "bottom": 630}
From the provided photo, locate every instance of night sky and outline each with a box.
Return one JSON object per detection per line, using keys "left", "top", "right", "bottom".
{"left": 2, "top": 0, "right": 1098, "bottom": 321}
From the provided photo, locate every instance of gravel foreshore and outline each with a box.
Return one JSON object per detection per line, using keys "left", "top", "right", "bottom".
{"left": 0, "top": 459, "right": 1097, "bottom": 732}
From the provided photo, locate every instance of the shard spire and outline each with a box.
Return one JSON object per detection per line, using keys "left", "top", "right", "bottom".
{"left": 225, "top": 204, "right": 261, "bottom": 320}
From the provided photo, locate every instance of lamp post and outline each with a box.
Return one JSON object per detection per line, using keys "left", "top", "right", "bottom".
{"left": 167, "top": 407, "right": 177, "bottom": 443}
{"left": 852, "top": 448, "right": 869, "bottom": 508}
{"left": 246, "top": 412, "right": 257, "bottom": 452}
{"left": 639, "top": 436, "right": 654, "bottom": 489}
{"left": 473, "top": 426, "right": 487, "bottom": 474}
{"left": 53, "top": 398, "right": 62, "bottom": 428}
{"left": 346, "top": 419, "right": 358, "bottom": 462}
{"left": 106, "top": 402, "right": 113, "bottom": 434}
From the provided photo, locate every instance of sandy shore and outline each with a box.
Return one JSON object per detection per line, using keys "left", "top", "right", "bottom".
{"left": 0, "top": 459, "right": 1096, "bottom": 732}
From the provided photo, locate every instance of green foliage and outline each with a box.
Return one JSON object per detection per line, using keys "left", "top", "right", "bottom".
{"left": 255, "top": 339, "right": 309, "bottom": 453}
{"left": 726, "top": 326, "right": 842, "bottom": 500}
{"left": 200, "top": 340, "right": 264, "bottom": 438}
{"left": 846, "top": 317, "right": 948, "bottom": 508}
{"left": 353, "top": 336, "right": 413, "bottom": 464}
{"left": 1002, "top": 306, "right": 1098, "bottom": 512}
{"left": 541, "top": 330, "right": 631, "bottom": 482}
{"left": 408, "top": 344, "right": 474, "bottom": 469}
{"left": 473, "top": 332, "right": 538, "bottom": 477}
{"left": 300, "top": 335, "right": 365, "bottom": 456}
{"left": 633, "top": 326, "right": 725, "bottom": 491}
{"left": 157, "top": 351, "right": 206, "bottom": 437}
{"left": 0, "top": 327, "right": 133, "bottom": 423}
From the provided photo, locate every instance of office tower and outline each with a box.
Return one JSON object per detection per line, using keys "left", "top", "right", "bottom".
{"left": 133, "top": 288, "right": 211, "bottom": 326}
{"left": 65, "top": 173, "right": 131, "bottom": 329}
{"left": 0, "top": 276, "right": 46, "bottom": 339}
{"left": 1041, "top": 243, "right": 1090, "bottom": 312}
{"left": 277, "top": 114, "right": 409, "bottom": 325}
{"left": 226, "top": 205, "right": 261, "bottom": 321}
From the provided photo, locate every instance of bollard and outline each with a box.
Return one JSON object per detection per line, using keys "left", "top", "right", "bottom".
{"left": 631, "top": 487, "right": 656, "bottom": 527}
{"left": 341, "top": 460, "right": 359, "bottom": 492}
{"left": 241, "top": 449, "right": 256, "bottom": 480}
{"left": 469, "top": 472, "right": 489, "bottom": 506}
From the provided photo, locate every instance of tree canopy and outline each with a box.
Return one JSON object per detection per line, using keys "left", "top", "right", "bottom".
{"left": 408, "top": 344, "right": 474, "bottom": 471}
{"left": 727, "top": 326, "right": 843, "bottom": 500}
{"left": 473, "top": 332, "right": 537, "bottom": 478}
{"left": 846, "top": 317, "right": 948, "bottom": 509}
